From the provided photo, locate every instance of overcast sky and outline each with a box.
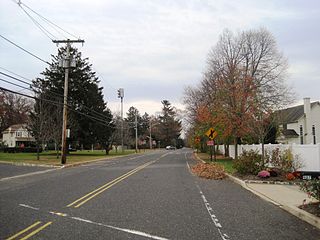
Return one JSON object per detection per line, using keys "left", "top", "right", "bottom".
{"left": 1, "top": 0, "right": 319, "bottom": 116}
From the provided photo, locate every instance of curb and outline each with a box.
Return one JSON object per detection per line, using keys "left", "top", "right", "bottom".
{"left": 244, "top": 179, "right": 301, "bottom": 186}
{"left": 193, "top": 153, "right": 320, "bottom": 230}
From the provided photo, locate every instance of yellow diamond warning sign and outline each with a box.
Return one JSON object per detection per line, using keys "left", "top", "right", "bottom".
{"left": 205, "top": 127, "right": 218, "bottom": 140}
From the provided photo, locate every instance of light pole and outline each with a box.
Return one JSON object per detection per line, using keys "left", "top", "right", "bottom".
{"left": 117, "top": 88, "right": 124, "bottom": 153}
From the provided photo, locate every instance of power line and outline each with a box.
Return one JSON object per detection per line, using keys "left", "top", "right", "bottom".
{"left": 0, "top": 34, "right": 50, "bottom": 65}
{"left": 0, "top": 86, "right": 114, "bottom": 127}
{"left": 0, "top": 71, "right": 31, "bottom": 86}
{"left": 0, "top": 67, "right": 111, "bottom": 121}
{"left": 0, "top": 66, "right": 33, "bottom": 83}
{"left": 17, "top": 3, "right": 57, "bottom": 41}
{"left": 0, "top": 78, "right": 33, "bottom": 92}
{"left": 20, "top": 2, "right": 79, "bottom": 40}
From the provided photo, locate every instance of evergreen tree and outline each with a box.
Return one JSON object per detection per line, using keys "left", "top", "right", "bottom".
{"left": 155, "top": 100, "right": 182, "bottom": 147}
{"left": 125, "top": 106, "right": 140, "bottom": 140}
{"left": 140, "top": 112, "right": 150, "bottom": 137}
{"left": 31, "top": 46, "right": 114, "bottom": 151}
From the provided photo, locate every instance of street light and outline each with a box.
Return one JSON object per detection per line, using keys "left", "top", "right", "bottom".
{"left": 117, "top": 88, "right": 124, "bottom": 152}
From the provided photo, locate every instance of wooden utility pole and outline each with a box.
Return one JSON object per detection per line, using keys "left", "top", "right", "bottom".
{"left": 53, "top": 39, "right": 84, "bottom": 164}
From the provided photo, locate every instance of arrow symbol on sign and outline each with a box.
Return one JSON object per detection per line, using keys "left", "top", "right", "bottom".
{"left": 208, "top": 130, "right": 214, "bottom": 138}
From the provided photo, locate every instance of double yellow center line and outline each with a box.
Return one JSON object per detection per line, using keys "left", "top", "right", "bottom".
{"left": 6, "top": 221, "right": 52, "bottom": 240}
{"left": 67, "top": 160, "right": 155, "bottom": 208}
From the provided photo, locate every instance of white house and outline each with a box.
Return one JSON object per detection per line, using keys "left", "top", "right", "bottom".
{"left": 2, "top": 124, "right": 35, "bottom": 148}
{"left": 277, "top": 98, "right": 320, "bottom": 144}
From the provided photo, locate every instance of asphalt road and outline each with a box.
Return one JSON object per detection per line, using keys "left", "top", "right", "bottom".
{"left": 1, "top": 148, "right": 319, "bottom": 239}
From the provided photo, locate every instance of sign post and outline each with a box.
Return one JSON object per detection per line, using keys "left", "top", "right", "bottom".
{"left": 207, "top": 140, "right": 214, "bottom": 161}
{"left": 205, "top": 128, "right": 218, "bottom": 161}
{"left": 194, "top": 136, "right": 200, "bottom": 153}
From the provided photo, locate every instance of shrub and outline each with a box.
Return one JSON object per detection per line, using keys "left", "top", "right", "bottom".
{"left": 292, "top": 171, "right": 301, "bottom": 179}
{"left": 286, "top": 173, "right": 295, "bottom": 181}
{"left": 258, "top": 170, "right": 270, "bottom": 178}
{"left": 267, "top": 168, "right": 279, "bottom": 177}
{"left": 265, "top": 148, "right": 304, "bottom": 174}
{"left": 234, "top": 150, "right": 264, "bottom": 175}
{"left": 300, "top": 179, "right": 320, "bottom": 201}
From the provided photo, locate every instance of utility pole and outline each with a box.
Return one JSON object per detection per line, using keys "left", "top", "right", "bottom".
{"left": 53, "top": 39, "right": 84, "bottom": 164}
{"left": 117, "top": 88, "right": 124, "bottom": 153}
{"left": 149, "top": 118, "right": 152, "bottom": 149}
{"left": 135, "top": 112, "right": 138, "bottom": 153}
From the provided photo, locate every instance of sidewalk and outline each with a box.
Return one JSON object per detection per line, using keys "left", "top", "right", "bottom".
{"left": 227, "top": 174, "right": 320, "bottom": 229}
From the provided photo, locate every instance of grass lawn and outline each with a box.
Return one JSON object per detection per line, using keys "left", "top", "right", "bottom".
{"left": 0, "top": 149, "right": 137, "bottom": 166}
{"left": 196, "top": 152, "right": 236, "bottom": 174}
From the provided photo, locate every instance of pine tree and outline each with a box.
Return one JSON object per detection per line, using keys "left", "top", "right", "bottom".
{"left": 155, "top": 100, "right": 182, "bottom": 147}
{"left": 30, "top": 46, "right": 114, "bottom": 151}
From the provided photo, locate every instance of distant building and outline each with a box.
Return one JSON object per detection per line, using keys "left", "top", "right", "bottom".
{"left": 277, "top": 98, "right": 320, "bottom": 144}
{"left": 2, "top": 124, "right": 35, "bottom": 148}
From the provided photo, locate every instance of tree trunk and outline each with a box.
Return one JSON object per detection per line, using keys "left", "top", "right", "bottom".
{"left": 36, "top": 141, "right": 40, "bottom": 161}
{"left": 234, "top": 138, "right": 238, "bottom": 160}
{"left": 105, "top": 142, "right": 110, "bottom": 155}
{"left": 224, "top": 143, "right": 230, "bottom": 157}
{"left": 261, "top": 139, "right": 265, "bottom": 166}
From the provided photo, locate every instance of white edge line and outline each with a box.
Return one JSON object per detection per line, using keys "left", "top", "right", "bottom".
{"left": 18, "top": 204, "right": 169, "bottom": 240}
{"left": 19, "top": 204, "right": 40, "bottom": 211}
{"left": 71, "top": 217, "right": 169, "bottom": 240}
{"left": 186, "top": 161, "right": 191, "bottom": 171}
{"left": 0, "top": 168, "right": 59, "bottom": 181}
{"left": 197, "top": 185, "right": 230, "bottom": 240}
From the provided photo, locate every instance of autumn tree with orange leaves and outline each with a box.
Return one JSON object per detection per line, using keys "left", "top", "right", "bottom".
{"left": 184, "top": 28, "right": 293, "bottom": 159}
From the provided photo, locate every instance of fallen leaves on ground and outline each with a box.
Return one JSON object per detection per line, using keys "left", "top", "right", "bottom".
{"left": 191, "top": 162, "right": 227, "bottom": 180}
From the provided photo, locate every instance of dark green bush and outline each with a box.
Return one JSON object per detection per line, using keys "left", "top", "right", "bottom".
{"left": 234, "top": 150, "right": 264, "bottom": 175}
{"left": 4, "top": 147, "right": 42, "bottom": 153}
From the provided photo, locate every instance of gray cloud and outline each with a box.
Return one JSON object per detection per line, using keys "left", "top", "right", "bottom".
{"left": 1, "top": 0, "right": 319, "bottom": 116}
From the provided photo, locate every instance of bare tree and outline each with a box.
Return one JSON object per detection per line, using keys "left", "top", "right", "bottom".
{"left": 184, "top": 28, "right": 293, "bottom": 159}
{"left": 0, "top": 90, "right": 32, "bottom": 134}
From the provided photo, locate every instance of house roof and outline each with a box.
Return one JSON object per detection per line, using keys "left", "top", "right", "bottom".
{"left": 277, "top": 101, "right": 320, "bottom": 124}
{"left": 281, "top": 129, "right": 299, "bottom": 138}
{"left": 3, "top": 124, "right": 27, "bottom": 132}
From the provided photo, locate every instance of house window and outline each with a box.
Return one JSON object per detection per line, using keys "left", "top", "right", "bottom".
{"left": 312, "top": 125, "right": 316, "bottom": 144}
{"left": 16, "top": 131, "right": 22, "bottom": 137}
{"left": 300, "top": 125, "right": 303, "bottom": 144}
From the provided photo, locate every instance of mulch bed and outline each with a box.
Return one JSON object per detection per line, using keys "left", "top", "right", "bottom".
{"left": 191, "top": 162, "right": 227, "bottom": 180}
{"left": 233, "top": 172, "right": 302, "bottom": 184}
{"left": 299, "top": 202, "right": 320, "bottom": 218}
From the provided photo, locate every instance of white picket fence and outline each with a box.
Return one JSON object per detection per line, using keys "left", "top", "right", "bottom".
{"left": 218, "top": 143, "right": 320, "bottom": 172}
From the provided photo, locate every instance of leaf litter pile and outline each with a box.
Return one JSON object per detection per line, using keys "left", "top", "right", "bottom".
{"left": 191, "top": 162, "right": 227, "bottom": 180}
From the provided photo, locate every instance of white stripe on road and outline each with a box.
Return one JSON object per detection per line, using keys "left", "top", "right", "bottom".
{"left": 19, "top": 203, "right": 170, "bottom": 240}
{"left": 71, "top": 217, "right": 170, "bottom": 240}
{"left": 1, "top": 168, "right": 59, "bottom": 181}
{"left": 197, "top": 185, "right": 230, "bottom": 240}
{"left": 19, "top": 204, "right": 40, "bottom": 211}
